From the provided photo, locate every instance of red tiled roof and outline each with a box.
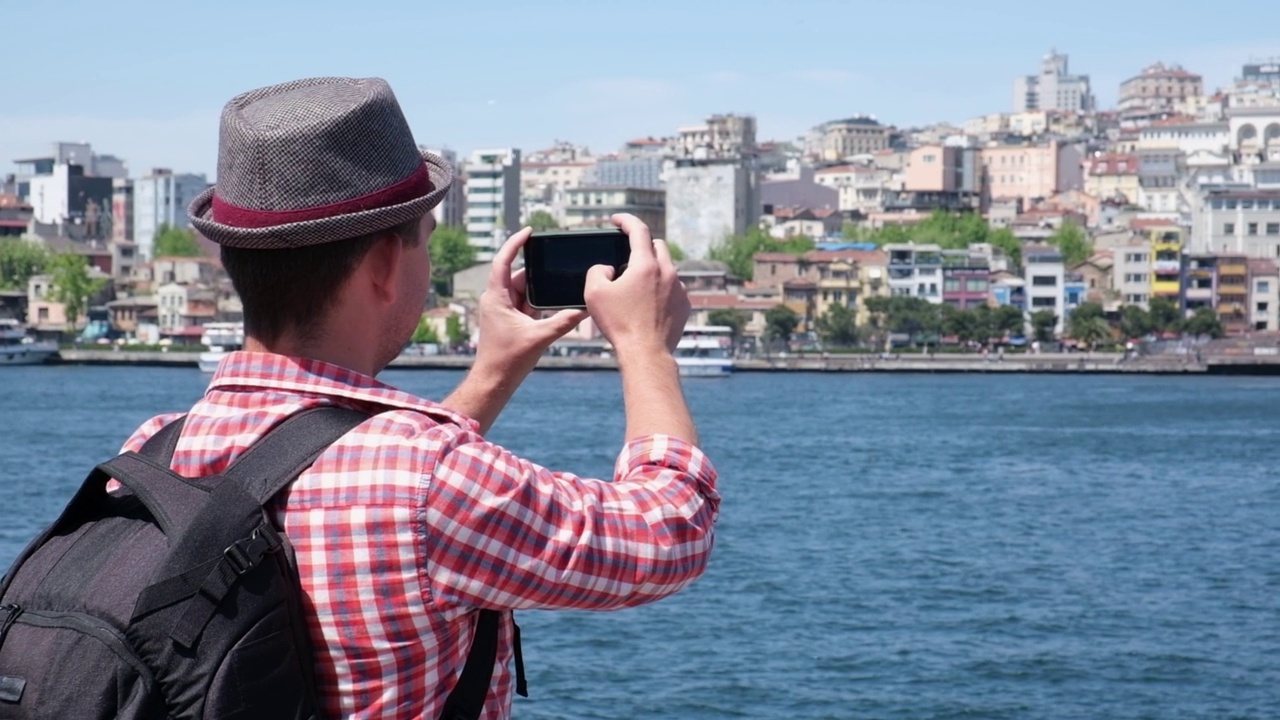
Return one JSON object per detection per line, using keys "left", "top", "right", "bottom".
{"left": 816, "top": 165, "right": 855, "bottom": 174}
{"left": 688, "top": 293, "right": 775, "bottom": 311}
{"left": 1129, "top": 218, "right": 1179, "bottom": 230}
{"left": 803, "top": 249, "right": 888, "bottom": 266}
{"left": 1248, "top": 258, "right": 1278, "bottom": 275}
{"left": 754, "top": 252, "right": 799, "bottom": 263}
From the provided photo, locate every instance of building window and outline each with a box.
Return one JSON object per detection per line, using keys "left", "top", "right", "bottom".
{"left": 1031, "top": 297, "right": 1056, "bottom": 307}
{"left": 1267, "top": 223, "right": 1280, "bottom": 236}
{"left": 1032, "top": 276, "right": 1057, "bottom": 287}
{"left": 1225, "top": 223, "right": 1236, "bottom": 235}
{"left": 1261, "top": 281, "right": 1272, "bottom": 293}
{"left": 1249, "top": 223, "right": 1259, "bottom": 236}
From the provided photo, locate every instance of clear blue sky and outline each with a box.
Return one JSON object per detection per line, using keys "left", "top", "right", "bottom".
{"left": 3, "top": 0, "right": 1276, "bottom": 180}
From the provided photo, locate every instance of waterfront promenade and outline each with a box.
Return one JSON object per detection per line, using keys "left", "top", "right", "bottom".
{"left": 50, "top": 349, "right": 1280, "bottom": 374}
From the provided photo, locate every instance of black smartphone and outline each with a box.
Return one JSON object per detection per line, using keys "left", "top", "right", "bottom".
{"left": 524, "top": 229, "right": 631, "bottom": 310}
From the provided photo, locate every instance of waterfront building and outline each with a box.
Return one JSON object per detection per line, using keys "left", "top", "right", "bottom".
{"left": 885, "top": 243, "right": 943, "bottom": 304}
{"left": 1150, "top": 227, "right": 1185, "bottom": 302}
{"left": 1183, "top": 253, "right": 1249, "bottom": 334}
{"left": 464, "top": 148, "right": 521, "bottom": 258}
{"left": 941, "top": 250, "right": 991, "bottom": 309}
{"left": 1248, "top": 258, "right": 1279, "bottom": 330}
{"left": 1023, "top": 244, "right": 1066, "bottom": 333}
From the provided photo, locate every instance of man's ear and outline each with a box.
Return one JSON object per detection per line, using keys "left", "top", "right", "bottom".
{"left": 362, "top": 233, "right": 404, "bottom": 305}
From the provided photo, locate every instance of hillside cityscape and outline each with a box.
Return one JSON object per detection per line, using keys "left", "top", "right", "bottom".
{"left": 3, "top": 50, "right": 1280, "bottom": 355}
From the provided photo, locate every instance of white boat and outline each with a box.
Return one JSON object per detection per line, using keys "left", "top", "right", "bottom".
{"left": 675, "top": 325, "right": 734, "bottom": 378}
{"left": 0, "top": 319, "right": 59, "bottom": 366}
{"left": 199, "top": 322, "right": 244, "bottom": 373}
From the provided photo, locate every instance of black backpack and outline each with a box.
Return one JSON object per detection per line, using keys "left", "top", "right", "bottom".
{"left": 0, "top": 406, "right": 511, "bottom": 720}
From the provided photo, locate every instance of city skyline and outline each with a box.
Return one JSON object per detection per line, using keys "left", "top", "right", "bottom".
{"left": 2, "top": 0, "right": 1277, "bottom": 180}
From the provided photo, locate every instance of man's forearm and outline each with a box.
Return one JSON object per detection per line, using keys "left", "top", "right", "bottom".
{"left": 442, "top": 361, "right": 522, "bottom": 435}
{"left": 616, "top": 350, "right": 698, "bottom": 446}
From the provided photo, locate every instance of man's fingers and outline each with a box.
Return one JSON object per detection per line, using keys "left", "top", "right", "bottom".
{"left": 651, "top": 236, "right": 673, "bottom": 267}
{"left": 547, "top": 309, "right": 589, "bottom": 334}
{"left": 611, "top": 213, "right": 654, "bottom": 266}
{"left": 489, "top": 227, "right": 532, "bottom": 291}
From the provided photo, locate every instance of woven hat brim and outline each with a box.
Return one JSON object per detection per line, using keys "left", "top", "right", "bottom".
{"left": 189, "top": 149, "right": 452, "bottom": 249}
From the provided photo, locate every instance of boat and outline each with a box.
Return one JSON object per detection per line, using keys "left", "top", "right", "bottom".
{"left": 0, "top": 319, "right": 59, "bottom": 366}
{"left": 675, "top": 325, "right": 734, "bottom": 377}
{"left": 198, "top": 322, "right": 244, "bottom": 373}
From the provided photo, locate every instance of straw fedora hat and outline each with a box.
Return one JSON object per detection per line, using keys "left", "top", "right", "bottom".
{"left": 189, "top": 76, "right": 452, "bottom": 249}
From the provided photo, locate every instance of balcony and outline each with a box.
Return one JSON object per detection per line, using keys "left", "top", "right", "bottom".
{"left": 1153, "top": 261, "right": 1182, "bottom": 274}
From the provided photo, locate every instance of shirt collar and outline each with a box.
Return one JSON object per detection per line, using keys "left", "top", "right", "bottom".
{"left": 208, "top": 351, "right": 477, "bottom": 430}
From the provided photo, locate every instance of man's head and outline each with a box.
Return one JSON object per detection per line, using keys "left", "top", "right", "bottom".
{"left": 190, "top": 77, "right": 451, "bottom": 356}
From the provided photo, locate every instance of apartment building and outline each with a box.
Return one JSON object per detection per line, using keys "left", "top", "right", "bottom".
{"left": 1023, "top": 244, "right": 1066, "bottom": 333}
{"left": 1012, "top": 50, "right": 1095, "bottom": 113}
{"left": 1114, "top": 240, "right": 1154, "bottom": 307}
{"left": 980, "top": 141, "right": 1084, "bottom": 209}
{"left": 1249, "top": 258, "right": 1279, "bottom": 330}
{"left": 884, "top": 243, "right": 943, "bottom": 303}
{"left": 1191, "top": 189, "right": 1280, "bottom": 257}
{"left": 563, "top": 187, "right": 665, "bottom": 237}
{"left": 464, "top": 148, "right": 521, "bottom": 256}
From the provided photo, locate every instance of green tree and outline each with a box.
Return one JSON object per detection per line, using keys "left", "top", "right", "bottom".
{"left": 1048, "top": 222, "right": 1092, "bottom": 266}
{"left": 993, "top": 304, "right": 1026, "bottom": 338}
{"left": 411, "top": 315, "right": 440, "bottom": 344}
{"left": 988, "top": 227, "right": 1022, "bottom": 271}
{"left": 1068, "top": 313, "right": 1113, "bottom": 349}
{"left": 665, "top": 243, "right": 686, "bottom": 262}
{"left": 764, "top": 304, "right": 799, "bottom": 348}
{"left": 153, "top": 225, "right": 203, "bottom": 257}
{"left": 445, "top": 314, "right": 469, "bottom": 347}
{"left": 0, "top": 237, "right": 50, "bottom": 290}
{"left": 865, "top": 296, "right": 943, "bottom": 347}
{"left": 1119, "top": 304, "right": 1154, "bottom": 339}
{"left": 1030, "top": 309, "right": 1058, "bottom": 343}
{"left": 429, "top": 225, "right": 478, "bottom": 297}
{"left": 815, "top": 303, "right": 858, "bottom": 347}
{"left": 707, "top": 308, "right": 749, "bottom": 344}
{"left": 527, "top": 210, "right": 559, "bottom": 232}
{"left": 1183, "top": 307, "right": 1225, "bottom": 339}
{"left": 708, "top": 226, "right": 814, "bottom": 280}
{"left": 1070, "top": 301, "right": 1105, "bottom": 322}
{"left": 1147, "top": 296, "right": 1183, "bottom": 336}
{"left": 47, "top": 252, "right": 108, "bottom": 331}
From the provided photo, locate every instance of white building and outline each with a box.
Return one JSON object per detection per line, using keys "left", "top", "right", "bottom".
{"left": 1113, "top": 241, "right": 1153, "bottom": 307}
{"left": 133, "top": 169, "right": 209, "bottom": 260}
{"left": 1023, "top": 244, "right": 1066, "bottom": 333}
{"left": 463, "top": 148, "right": 521, "bottom": 258}
{"left": 420, "top": 147, "right": 466, "bottom": 229}
{"left": 884, "top": 243, "right": 943, "bottom": 304}
{"left": 1013, "top": 50, "right": 1095, "bottom": 113}
{"left": 663, "top": 159, "right": 758, "bottom": 258}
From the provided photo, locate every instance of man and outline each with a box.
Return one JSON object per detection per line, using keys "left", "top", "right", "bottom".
{"left": 121, "top": 76, "right": 719, "bottom": 718}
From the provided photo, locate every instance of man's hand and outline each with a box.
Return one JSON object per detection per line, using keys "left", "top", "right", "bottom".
{"left": 584, "top": 214, "right": 691, "bottom": 358}
{"left": 442, "top": 227, "right": 587, "bottom": 433}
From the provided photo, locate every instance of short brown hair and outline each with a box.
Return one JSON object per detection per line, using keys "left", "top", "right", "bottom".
{"left": 220, "top": 217, "right": 422, "bottom": 346}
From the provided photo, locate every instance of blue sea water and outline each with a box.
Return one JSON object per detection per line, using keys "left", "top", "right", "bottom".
{"left": 2, "top": 365, "right": 1278, "bottom": 719}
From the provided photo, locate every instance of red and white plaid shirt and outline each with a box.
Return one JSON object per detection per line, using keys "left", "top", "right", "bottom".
{"left": 122, "top": 352, "right": 720, "bottom": 719}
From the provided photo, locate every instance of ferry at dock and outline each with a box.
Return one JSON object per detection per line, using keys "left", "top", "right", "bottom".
{"left": 674, "top": 325, "right": 734, "bottom": 378}
{"left": 198, "top": 322, "right": 245, "bottom": 373}
{"left": 0, "top": 319, "right": 58, "bottom": 366}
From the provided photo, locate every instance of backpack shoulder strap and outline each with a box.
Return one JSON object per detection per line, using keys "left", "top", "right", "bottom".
{"left": 219, "top": 405, "right": 370, "bottom": 504}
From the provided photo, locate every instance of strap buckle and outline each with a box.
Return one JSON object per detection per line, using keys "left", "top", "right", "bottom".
{"left": 223, "top": 525, "right": 280, "bottom": 575}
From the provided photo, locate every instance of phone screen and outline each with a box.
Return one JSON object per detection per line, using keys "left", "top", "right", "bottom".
{"left": 524, "top": 229, "right": 630, "bottom": 309}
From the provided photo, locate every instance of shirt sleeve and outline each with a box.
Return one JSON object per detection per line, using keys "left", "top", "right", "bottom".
{"left": 417, "top": 429, "right": 720, "bottom": 613}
